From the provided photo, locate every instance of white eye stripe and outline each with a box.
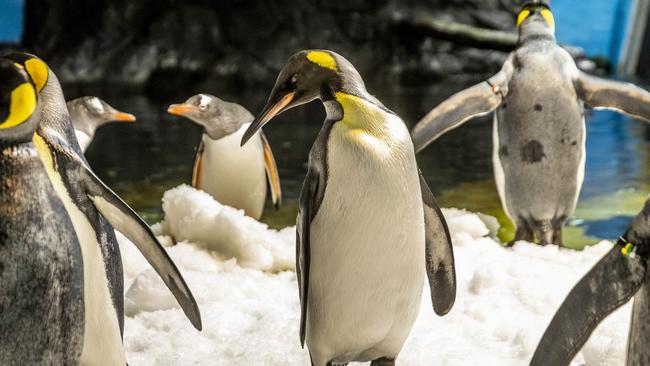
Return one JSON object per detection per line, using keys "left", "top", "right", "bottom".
{"left": 198, "top": 95, "right": 211, "bottom": 110}
{"left": 89, "top": 98, "right": 104, "bottom": 113}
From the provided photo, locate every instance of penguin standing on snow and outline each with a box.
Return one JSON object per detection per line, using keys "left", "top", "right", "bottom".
{"left": 4, "top": 52, "right": 202, "bottom": 366}
{"left": 411, "top": 1, "right": 650, "bottom": 246}
{"left": 67, "top": 96, "right": 136, "bottom": 152}
{"left": 0, "top": 60, "right": 84, "bottom": 364}
{"left": 530, "top": 196, "right": 650, "bottom": 366}
{"left": 168, "top": 94, "right": 281, "bottom": 219}
{"left": 240, "top": 49, "right": 457, "bottom": 366}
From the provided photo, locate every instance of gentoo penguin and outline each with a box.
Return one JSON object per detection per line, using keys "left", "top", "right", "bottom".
{"left": 411, "top": 1, "right": 650, "bottom": 246}
{"left": 530, "top": 196, "right": 650, "bottom": 366}
{"left": 240, "top": 50, "right": 457, "bottom": 366}
{"left": 67, "top": 96, "right": 136, "bottom": 151}
{"left": 0, "top": 60, "right": 84, "bottom": 364}
{"left": 4, "top": 52, "right": 202, "bottom": 365}
{"left": 168, "top": 94, "right": 281, "bottom": 219}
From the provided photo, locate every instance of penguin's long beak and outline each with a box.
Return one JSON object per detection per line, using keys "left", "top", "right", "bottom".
{"left": 112, "top": 111, "right": 136, "bottom": 123}
{"left": 167, "top": 103, "right": 197, "bottom": 116}
{"left": 240, "top": 91, "right": 295, "bottom": 146}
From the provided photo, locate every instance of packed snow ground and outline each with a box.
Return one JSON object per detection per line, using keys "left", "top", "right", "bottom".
{"left": 120, "top": 185, "right": 631, "bottom": 365}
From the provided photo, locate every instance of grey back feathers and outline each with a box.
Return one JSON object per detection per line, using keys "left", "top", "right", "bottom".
{"left": 181, "top": 94, "right": 254, "bottom": 140}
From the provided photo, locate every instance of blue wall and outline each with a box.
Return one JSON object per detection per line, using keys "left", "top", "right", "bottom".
{"left": 0, "top": 0, "right": 636, "bottom": 63}
{"left": 0, "top": 0, "right": 23, "bottom": 42}
{"left": 553, "top": 0, "right": 632, "bottom": 62}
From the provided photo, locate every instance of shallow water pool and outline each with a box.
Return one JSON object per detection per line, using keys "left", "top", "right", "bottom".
{"left": 72, "top": 78, "right": 650, "bottom": 249}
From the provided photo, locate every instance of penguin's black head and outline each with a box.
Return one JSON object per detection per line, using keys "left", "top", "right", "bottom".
{"left": 517, "top": 2, "right": 555, "bottom": 34}
{"left": 68, "top": 96, "right": 135, "bottom": 134}
{"left": 3, "top": 52, "right": 49, "bottom": 94}
{"left": 0, "top": 59, "right": 40, "bottom": 144}
{"left": 240, "top": 49, "right": 364, "bottom": 146}
{"left": 168, "top": 94, "right": 254, "bottom": 140}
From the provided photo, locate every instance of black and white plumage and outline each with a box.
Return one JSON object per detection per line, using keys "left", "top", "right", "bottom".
{"left": 411, "top": 3, "right": 650, "bottom": 246}
{"left": 241, "top": 49, "right": 456, "bottom": 366}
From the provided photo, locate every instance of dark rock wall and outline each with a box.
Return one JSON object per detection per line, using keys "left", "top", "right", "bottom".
{"left": 22, "top": 0, "right": 524, "bottom": 87}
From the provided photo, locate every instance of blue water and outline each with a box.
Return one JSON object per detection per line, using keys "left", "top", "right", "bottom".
{"left": 554, "top": 0, "right": 633, "bottom": 62}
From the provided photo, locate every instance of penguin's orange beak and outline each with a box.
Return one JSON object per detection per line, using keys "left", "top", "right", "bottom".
{"left": 112, "top": 111, "right": 136, "bottom": 122}
{"left": 167, "top": 103, "right": 197, "bottom": 116}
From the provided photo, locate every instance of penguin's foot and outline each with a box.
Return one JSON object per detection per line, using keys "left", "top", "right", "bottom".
{"left": 506, "top": 224, "right": 535, "bottom": 247}
{"left": 370, "top": 358, "right": 395, "bottom": 366}
{"left": 552, "top": 228, "right": 564, "bottom": 247}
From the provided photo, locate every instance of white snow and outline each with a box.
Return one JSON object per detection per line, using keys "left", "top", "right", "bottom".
{"left": 120, "top": 186, "right": 631, "bottom": 366}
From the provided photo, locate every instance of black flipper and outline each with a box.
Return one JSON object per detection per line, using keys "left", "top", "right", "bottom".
{"left": 530, "top": 241, "right": 647, "bottom": 366}
{"left": 297, "top": 168, "right": 319, "bottom": 347}
{"left": 411, "top": 56, "right": 513, "bottom": 153}
{"left": 419, "top": 171, "right": 456, "bottom": 316}
{"left": 42, "top": 129, "right": 203, "bottom": 331}
{"left": 574, "top": 71, "right": 650, "bottom": 122}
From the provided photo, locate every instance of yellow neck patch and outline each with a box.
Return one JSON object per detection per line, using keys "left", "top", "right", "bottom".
{"left": 517, "top": 7, "right": 555, "bottom": 30}
{"left": 333, "top": 92, "right": 401, "bottom": 157}
{"left": 0, "top": 83, "right": 37, "bottom": 129}
{"left": 32, "top": 133, "right": 55, "bottom": 171}
{"left": 516, "top": 9, "right": 531, "bottom": 27}
{"left": 25, "top": 58, "right": 48, "bottom": 92}
{"left": 307, "top": 51, "right": 338, "bottom": 71}
{"left": 540, "top": 9, "right": 555, "bottom": 30}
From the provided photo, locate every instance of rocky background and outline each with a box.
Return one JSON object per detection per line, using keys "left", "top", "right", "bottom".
{"left": 18, "top": 0, "right": 534, "bottom": 92}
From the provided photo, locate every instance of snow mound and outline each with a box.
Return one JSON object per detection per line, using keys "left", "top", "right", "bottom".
{"left": 159, "top": 185, "right": 294, "bottom": 272}
{"left": 119, "top": 197, "right": 631, "bottom": 365}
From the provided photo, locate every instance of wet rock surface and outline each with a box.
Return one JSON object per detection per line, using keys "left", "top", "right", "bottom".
{"left": 21, "top": 0, "right": 529, "bottom": 90}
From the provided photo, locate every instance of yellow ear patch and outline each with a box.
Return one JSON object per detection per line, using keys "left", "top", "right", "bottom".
{"left": 516, "top": 9, "right": 531, "bottom": 27}
{"left": 540, "top": 9, "right": 555, "bottom": 30}
{"left": 307, "top": 51, "right": 337, "bottom": 71}
{"left": 0, "top": 83, "right": 37, "bottom": 129}
{"left": 24, "top": 58, "right": 48, "bottom": 92}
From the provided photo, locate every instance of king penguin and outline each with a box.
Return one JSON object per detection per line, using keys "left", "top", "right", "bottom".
{"left": 411, "top": 1, "right": 650, "bottom": 246}
{"left": 168, "top": 94, "right": 281, "bottom": 219}
{"left": 530, "top": 196, "right": 650, "bottom": 366}
{"left": 4, "top": 52, "right": 202, "bottom": 365}
{"left": 68, "top": 96, "right": 136, "bottom": 152}
{"left": 0, "top": 60, "right": 84, "bottom": 364}
{"left": 240, "top": 49, "right": 457, "bottom": 366}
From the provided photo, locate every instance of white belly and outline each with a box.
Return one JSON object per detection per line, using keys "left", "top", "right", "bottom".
{"left": 75, "top": 129, "right": 92, "bottom": 152}
{"left": 307, "top": 118, "right": 425, "bottom": 365}
{"left": 38, "top": 148, "right": 125, "bottom": 365}
{"left": 492, "top": 114, "right": 511, "bottom": 219}
{"left": 197, "top": 123, "right": 267, "bottom": 219}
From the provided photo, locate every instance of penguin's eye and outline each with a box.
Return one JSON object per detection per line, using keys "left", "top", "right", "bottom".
{"left": 290, "top": 73, "right": 299, "bottom": 86}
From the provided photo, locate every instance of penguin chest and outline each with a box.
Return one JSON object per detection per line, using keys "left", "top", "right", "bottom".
{"left": 493, "top": 56, "right": 586, "bottom": 219}
{"left": 74, "top": 129, "right": 92, "bottom": 152}
{"left": 307, "top": 113, "right": 425, "bottom": 360}
{"left": 35, "top": 148, "right": 125, "bottom": 365}
{"left": 197, "top": 124, "right": 267, "bottom": 219}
